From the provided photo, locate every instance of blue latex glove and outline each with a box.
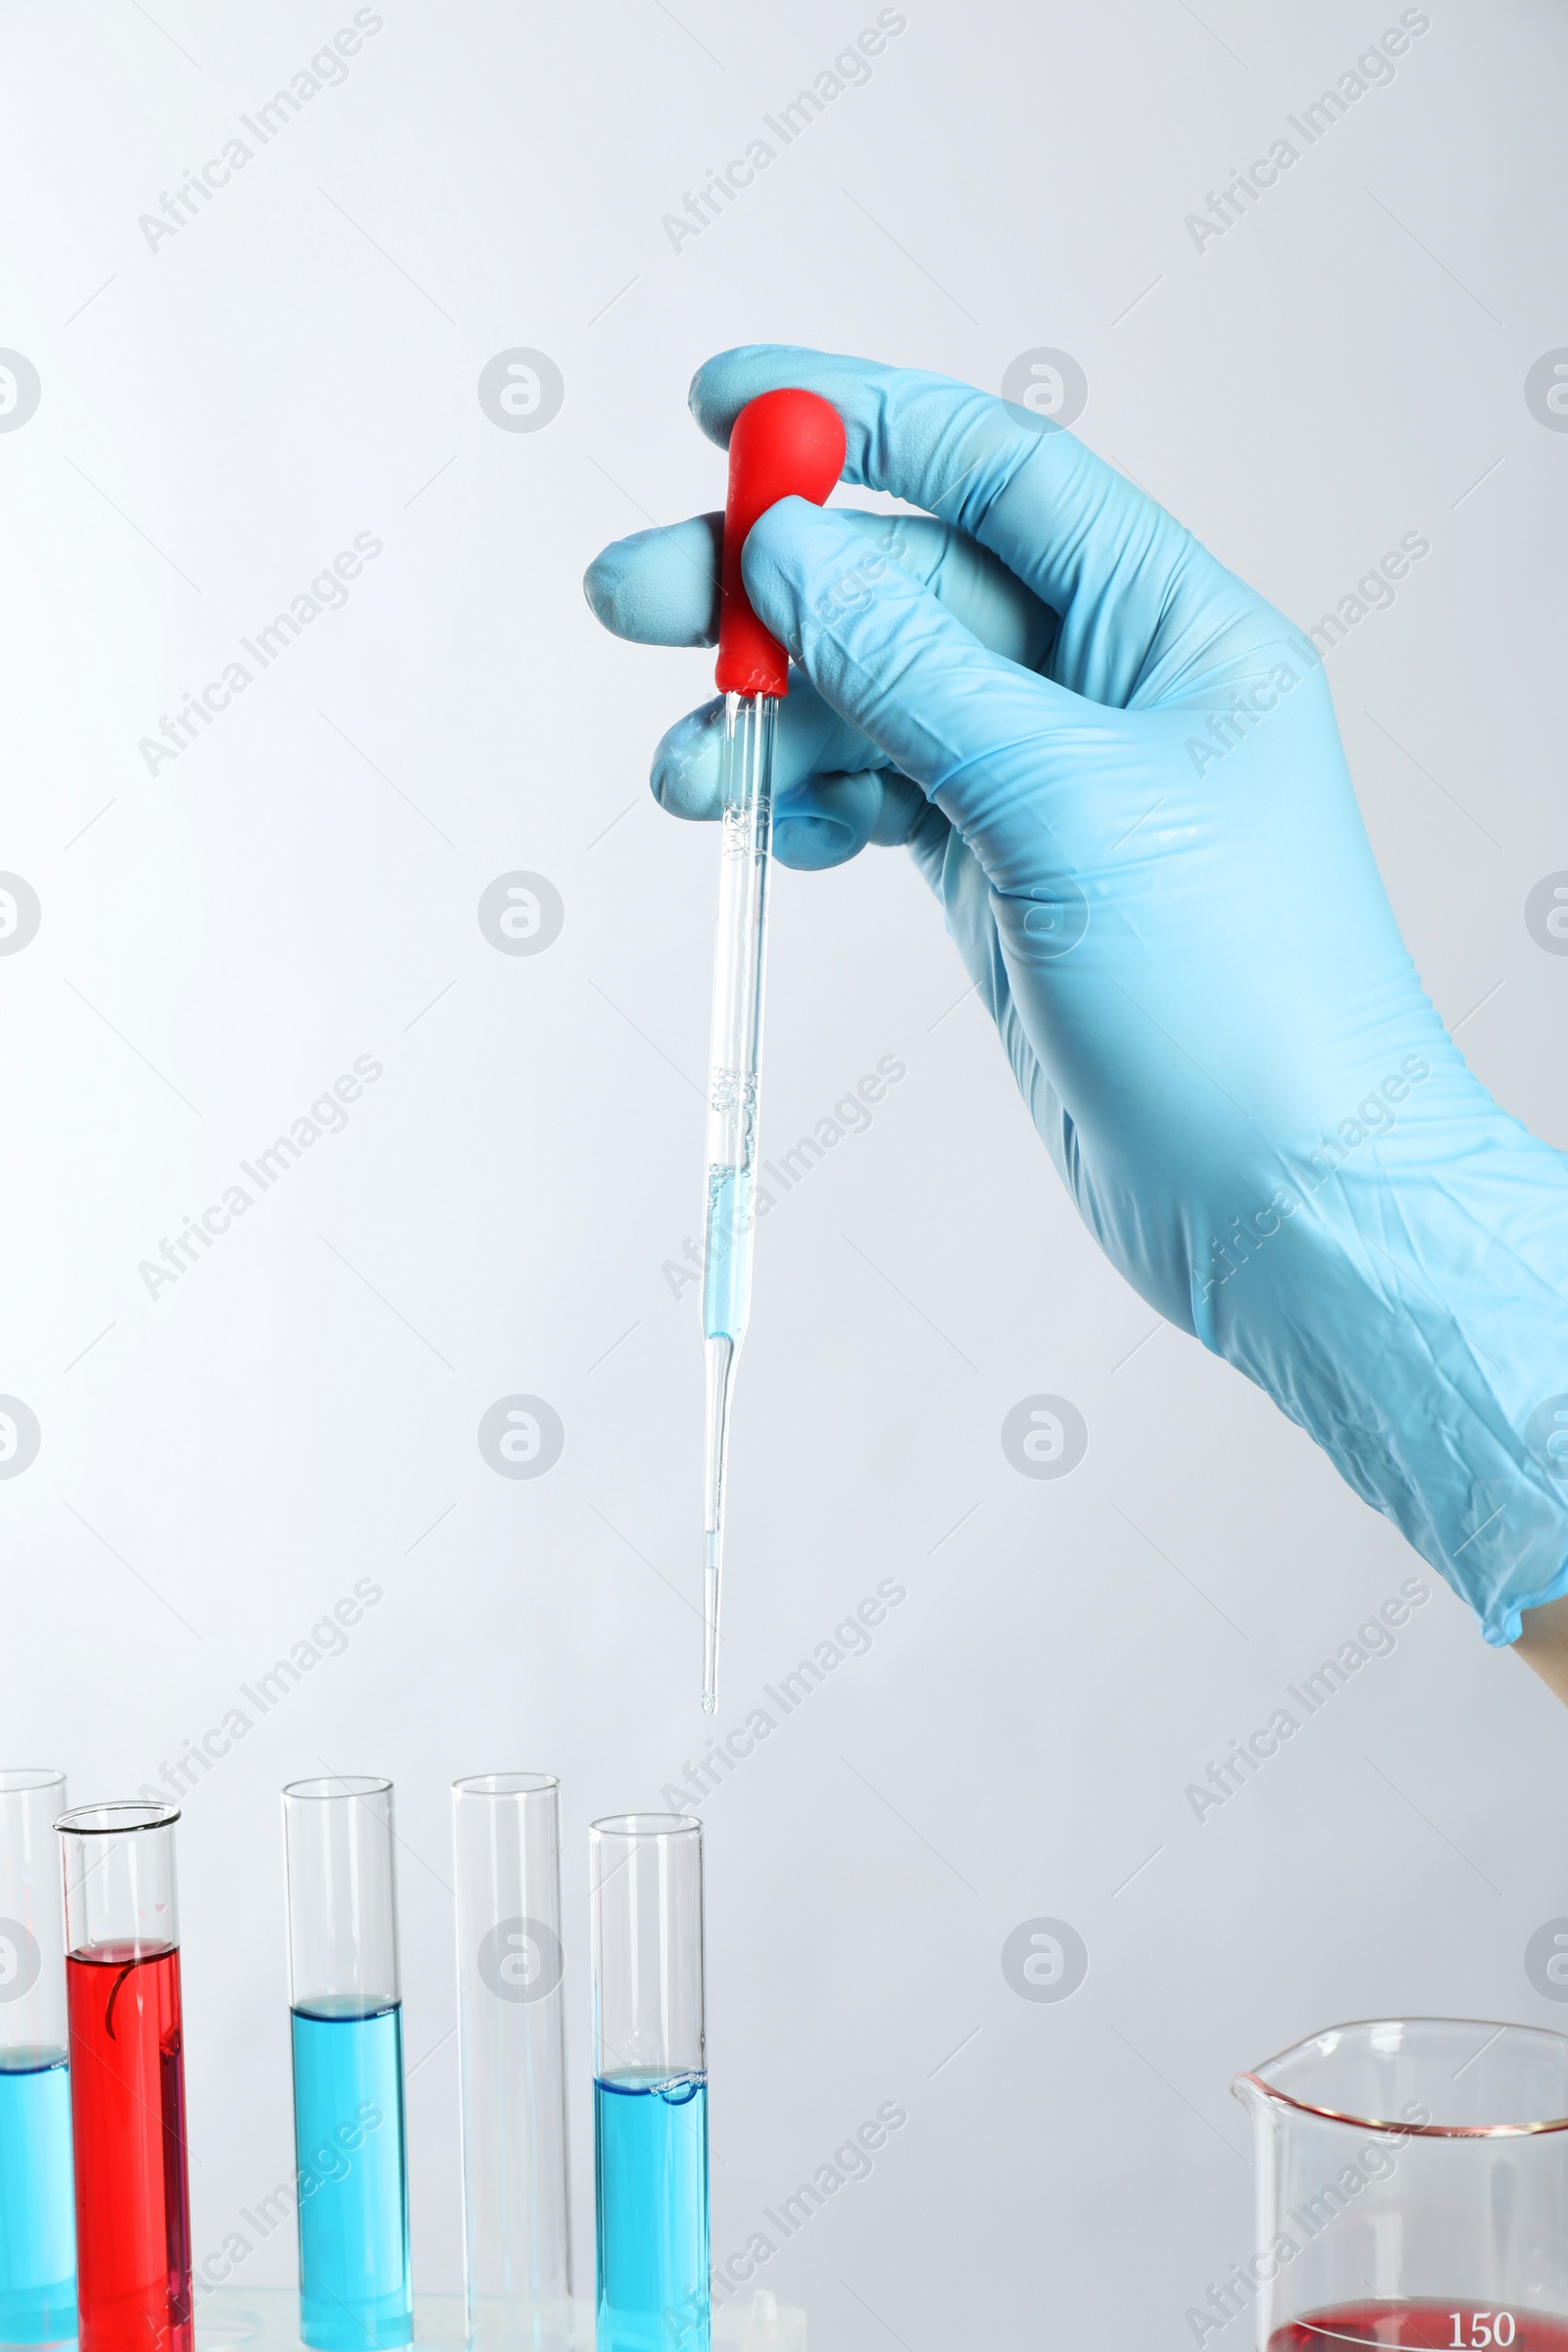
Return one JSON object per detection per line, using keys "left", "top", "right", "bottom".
{"left": 584, "top": 346, "right": 1568, "bottom": 1645}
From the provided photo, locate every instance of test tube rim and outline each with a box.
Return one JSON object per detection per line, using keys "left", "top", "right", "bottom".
{"left": 590, "top": 1811, "right": 701, "bottom": 1840}
{"left": 452, "top": 1769, "right": 560, "bottom": 1799}
{"left": 0, "top": 1765, "right": 66, "bottom": 1796}
{"left": 55, "top": 1798, "right": 178, "bottom": 1835}
{"left": 282, "top": 1773, "right": 392, "bottom": 1801}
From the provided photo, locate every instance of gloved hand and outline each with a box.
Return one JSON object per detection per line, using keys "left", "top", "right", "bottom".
{"left": 584, "top": 345, "right": 1568, "bottom": 1647}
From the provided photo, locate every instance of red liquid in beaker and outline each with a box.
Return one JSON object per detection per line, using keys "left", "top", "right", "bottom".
{"left": 1271, "top": 2307, "right": 1568, "bottom": 2350}
{"left": 66, "top": 1946, "right": 193, "bottom": 2352}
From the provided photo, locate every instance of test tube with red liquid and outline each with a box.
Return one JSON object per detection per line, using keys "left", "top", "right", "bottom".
{"left": 58, "top": 1802, "right": 191, "bottom": 2352}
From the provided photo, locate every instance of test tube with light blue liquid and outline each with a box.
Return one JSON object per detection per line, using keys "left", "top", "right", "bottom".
{"left": 591, "top": 1814, "right": 709, "bottom": 2352}
{"left": 0, "top": 1769, "right": 74, "bottom": 2346}
{"left": 282, "top": 1777, "right": 412, "bottom": 2352}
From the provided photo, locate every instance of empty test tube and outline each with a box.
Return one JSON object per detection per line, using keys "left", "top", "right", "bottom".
{"left": 452, "top": 1773, "right": 575, "bottom": 2352}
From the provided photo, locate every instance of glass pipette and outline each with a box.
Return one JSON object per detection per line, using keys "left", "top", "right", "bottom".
{"left": 701, "top": 388, "right": 847, "bottom": 1713}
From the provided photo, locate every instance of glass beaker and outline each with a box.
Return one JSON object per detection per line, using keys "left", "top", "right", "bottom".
{"left": 1232, "top": 2018, "right": 1568, "bottom": 2350}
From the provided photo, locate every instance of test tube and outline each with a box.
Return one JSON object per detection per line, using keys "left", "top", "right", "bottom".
{"left": 58, "top": 1801, "right": 191, "bottom": 2352}
{"left": 282, "top": 1777, "right": 412, "bottom": 2352}
{"left": 0, "top": 1770, "right": 74, "bottom": 2346}
{"left": 452, "top": 1774, "right": 573, "bottom": 2352}
{"left": 590, "top": 1814, "right": 709, "bottom": 2352}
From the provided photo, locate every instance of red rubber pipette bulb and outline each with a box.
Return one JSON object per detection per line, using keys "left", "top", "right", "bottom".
{"left": 714, "top": 388, "right": 847, "bottom": 700}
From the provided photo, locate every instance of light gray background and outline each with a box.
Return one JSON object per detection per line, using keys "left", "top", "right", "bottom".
{"left": 3, "top": 0, "right": 1567, "bottom": 2342}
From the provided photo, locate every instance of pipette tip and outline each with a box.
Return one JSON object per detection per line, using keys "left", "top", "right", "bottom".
{"left": 703, "top": 1524, "right": 721, "bottom": 1714}
{"left": 703, "top": 1348, "right": 733, "bottom": 1715}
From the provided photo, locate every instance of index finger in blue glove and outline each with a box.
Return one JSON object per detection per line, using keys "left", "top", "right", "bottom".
{"left": 690, "top": 345, "right": 1258, "bottom": 710}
